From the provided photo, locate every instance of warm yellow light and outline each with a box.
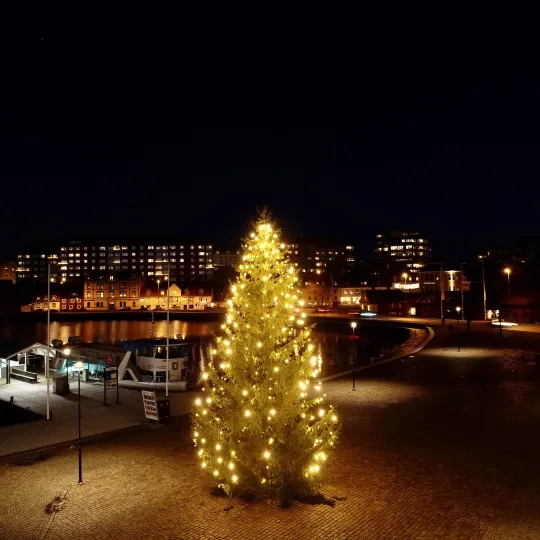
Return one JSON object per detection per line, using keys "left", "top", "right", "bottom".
{"left": 504, "top": 268, "right": 511, "bottom": 275}
{"left": 257, "top": 342, "right": 262, "bottom": 348}
{"left": 261, "top": 478, "right": 267, "bottom": 484}
{"left": 232, "top": 474, "right": 238, "bottom": 483}
{"left": 332, "top": 414, "right": 338, "bottom": 422}
{"left": 310, "top": 357, "right": 317, "bottom": 366}
{"left": 206, "top": 398, "right": 212, "bottom": 404}
{"left": 198, "top": 449, "right": 203, "bottom": 456}
{"left": 63, "top": 348, "right": 71, "bottom": 355}
{"left": 263, "top": 450, "right": 271, "bottom": 459}
{"left": 318, "top": 408, "right": 325, "bottom": 417}
{"left": 273, "top": 367, "right": 279, "bottom": 373}
{"left": 213, "top": 470, "right": 219, "bottom": 477}
{"left": 402, "top": 273, "right": 408, "bottom": 279}
{"left": 225, "top": 348, "right": 232, "bottom": 355}
{"left": 195, "top": 398, "right": 202, "bottom": 406}
{"left": 268, "top": 437, "right": 274, "bottom": 445}
{"left": 350, "top": 321, "right": 357, "bottom": 329}
{"left": 242, "top": 390, "right": 248, "bottom": 396}
{"left": 244, "top": 410, "right": 252, "bottom": 417}
{"left": 215, "top": 444, "right": 222, "bottom": 451}
{"left": 270, "top": 409, "right": 276, "bottom": 416}
{"left": 201, "top": 462, "right": 207, "bottom": 468}
{"left": 194, "top": 431, "right": 199, "bottom": 437}
{"left": 202, "top": 373, "right": 209, "bottom": 380}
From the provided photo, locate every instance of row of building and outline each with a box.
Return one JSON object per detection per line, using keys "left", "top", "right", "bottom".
{"left": 22, "top": 275, "right": 213, "bottom": 312}
{"left": 5, "top": 230, "right": 430, "bottom": 285}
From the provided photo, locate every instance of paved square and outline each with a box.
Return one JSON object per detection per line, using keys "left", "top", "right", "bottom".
{"left": 2, "top": 327, "right": 540, "bottom": 539}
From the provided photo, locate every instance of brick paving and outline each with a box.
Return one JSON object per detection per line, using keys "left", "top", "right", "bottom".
{"left": 0, "top": 378, "right": 194, "bottom": 457}
{"left": 2, "top": 326, "right": 540, "bottom": 539}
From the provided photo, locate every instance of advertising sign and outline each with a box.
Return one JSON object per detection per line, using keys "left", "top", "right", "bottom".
{"left": 142, "top": 390, "right": 159, "bottom": 421}
{"left": 104, "top": 366, "right": 118, "bottom": 389}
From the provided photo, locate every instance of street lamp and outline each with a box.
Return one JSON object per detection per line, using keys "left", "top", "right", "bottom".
{"left": 455, "top": 306, "right": 461, "bottom": 352}
{"left": 402, "top": 272, "right": 408, "bottom": 289}
{"left": 351, "top": 321, "right": 357, "bottom": 390}
{"left": 504, "top": 268, "right": 511, "bottom": 321}
{"left": 74, "top": 359, "right": 84, "bottom": 484}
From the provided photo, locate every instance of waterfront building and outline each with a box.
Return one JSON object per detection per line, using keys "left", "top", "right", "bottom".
{"left": 83, "top": 273, "right": 142, "bottom": 311}
{"left": 17, "top": 239, "right": 214, "bottom": 284}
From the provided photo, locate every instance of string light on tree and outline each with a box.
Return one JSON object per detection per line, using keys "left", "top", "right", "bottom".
{"left": 192, "top": 210, "right": 340, "bottom": 503}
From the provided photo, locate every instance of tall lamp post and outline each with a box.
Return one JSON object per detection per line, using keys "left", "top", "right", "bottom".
{"left": 74, "top": 359, "right": 84, "bottom": 484}
{"left": 455, "top": 306, "right": 461, "bottom": 352}
{"left": 504, "top": 268, "right": 511, "bottom": 321}
{"left": 165, "top": 263, "right": 170, "bottom": 397}
{"left": 351, "top": 321, "right": 357, "bottom": 390}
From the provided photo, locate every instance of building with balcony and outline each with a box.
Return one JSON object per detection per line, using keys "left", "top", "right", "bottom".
{"left": 375, "top": 231, "right": 429, "bottom": 273}
{"left": 18, "top": 239, "right": 214, "bottom": 284}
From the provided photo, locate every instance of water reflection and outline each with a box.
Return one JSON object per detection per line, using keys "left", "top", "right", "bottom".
{"left": 0, "top": 320, "right": 402, "bottom": 378}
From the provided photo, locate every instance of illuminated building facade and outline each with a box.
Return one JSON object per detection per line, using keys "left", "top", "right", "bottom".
{"left": 17, "top": 240, "right": 214, "bottom": 283}
{"left": 418, "top": 268, "right": 469, "bottom": 293}
{"left": 15, "top": 252, "right": 58, "bottom": 282}
{"left": 83, "top": 274, "right": 142, "bottom": 310}
{"left": 375, "top": 231, "right": 429, "bottom": 273}
{"left": 284, "top": 238, "right": 355, "bottom": 275}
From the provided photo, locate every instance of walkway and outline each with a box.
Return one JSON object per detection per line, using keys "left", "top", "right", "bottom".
{"left": 2, "top": 325, "right": 540, "bottom": 538}
{"left": 0, "top": 377, "right": 193, "bottom": 458}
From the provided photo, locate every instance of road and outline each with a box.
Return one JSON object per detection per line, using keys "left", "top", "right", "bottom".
{"left": 2, "top": 325, "right": 540, "bottom": 539}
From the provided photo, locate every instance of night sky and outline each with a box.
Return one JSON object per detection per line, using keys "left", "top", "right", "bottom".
{"left": 2, "top": 6, "right": 539, "bottom": 262}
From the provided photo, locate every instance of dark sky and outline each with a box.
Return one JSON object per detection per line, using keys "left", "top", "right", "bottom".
{"left": 1, "top": 5, "right": 539, "bottom": 262}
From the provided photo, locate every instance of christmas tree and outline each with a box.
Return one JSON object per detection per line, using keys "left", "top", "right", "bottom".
{"left": 192, "top": 212, "right": 340, "bottom": 502}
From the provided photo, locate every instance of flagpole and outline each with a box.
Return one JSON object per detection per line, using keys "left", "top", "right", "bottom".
{"left": 46, "top": 262, "right": 51, "bottom": 420}
{"left": 166, "top": 262, "right": 170, "bottom": 397}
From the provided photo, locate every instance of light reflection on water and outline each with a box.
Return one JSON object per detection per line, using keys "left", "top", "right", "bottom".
{"left": 0, "top": 320, "right": 399, "bottom": 377}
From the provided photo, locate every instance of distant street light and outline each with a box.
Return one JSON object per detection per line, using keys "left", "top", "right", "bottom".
{"left": 456, "top": 306, "right": 461, "bottom": 352}
{"left": 74, "top": 359, "right": 84, "bottom": 484}
{"left": 504, "top": 268, "right": 511, "bottom": 321}
{"left": 351, "top": 321, "right": 357, "bottom": 390}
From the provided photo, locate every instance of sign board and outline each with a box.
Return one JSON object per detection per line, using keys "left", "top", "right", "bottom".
{"left": 142, "top": 390, "right": 159, "bottom": 420}
{"left": 104, "top": 366, "right": 118, "bottom": 389}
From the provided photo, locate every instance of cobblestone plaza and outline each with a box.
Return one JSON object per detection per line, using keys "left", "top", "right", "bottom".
{"left": 2, "top": 326, "right": 540, "bottom": 539}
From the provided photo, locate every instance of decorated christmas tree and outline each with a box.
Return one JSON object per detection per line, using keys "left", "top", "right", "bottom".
{"left": 192, "top": 212, "right": 340, "bottom": 502}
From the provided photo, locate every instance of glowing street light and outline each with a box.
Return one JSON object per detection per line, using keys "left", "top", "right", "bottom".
{"left": 504, "top": 268, "right": 511, "bottom": 321}
{"left": 402, "top": 272, "right": 408, "bottom": 289}
{"left": 455, "top": 306, "right": 461, "bottom": 352}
